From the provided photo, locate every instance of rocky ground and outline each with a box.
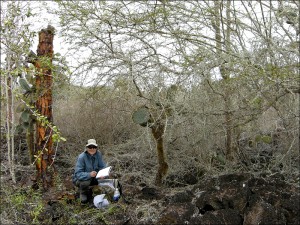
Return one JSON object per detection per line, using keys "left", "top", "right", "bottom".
{"left": 34, "top": 171, "right": 299, "bottom": 225}
{"left": 1, "top": 137, "right": 299, "bottom": 224}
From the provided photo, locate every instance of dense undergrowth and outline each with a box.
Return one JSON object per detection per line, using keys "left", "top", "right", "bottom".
{"left": 1, "top": 132, "right": 299, "bottom": 224}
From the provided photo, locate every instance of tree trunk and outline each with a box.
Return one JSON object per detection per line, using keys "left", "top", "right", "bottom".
{"left": 34, "top": 26, "right": 56, "bottom": 190}
{"left": 151, "top": 121, "right": 168, "bottom": 186}
{"left": 5, "top": 75, "right": 16, "bottom": 183}
{"left": 214, "top": 0, "right": 234, "bottom": 160}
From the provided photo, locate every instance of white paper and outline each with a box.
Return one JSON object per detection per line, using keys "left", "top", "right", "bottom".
{"left": 96, "top": 166, "right": 111, "bottom": 178}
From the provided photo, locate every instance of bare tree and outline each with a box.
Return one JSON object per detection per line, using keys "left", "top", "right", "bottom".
{"left": 1, "top": 1, "right": 35, "bottom": 183}
{"left": 51, "top": 0, "right": 299, "bottom": 178}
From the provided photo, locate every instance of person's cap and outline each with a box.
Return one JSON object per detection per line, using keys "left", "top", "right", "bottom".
{"left": 86, "top": 139, "right": 98, "bottom": 147}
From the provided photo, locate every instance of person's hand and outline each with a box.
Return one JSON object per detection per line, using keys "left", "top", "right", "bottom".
{"left": 90, "top": 171, "right": 97, "bottom": 177}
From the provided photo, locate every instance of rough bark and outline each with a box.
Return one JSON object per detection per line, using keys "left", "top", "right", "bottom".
{"left": 34, "top": 26, "right": 56, "bottom": 190}
{"left": 151, "top": 121, "right": 168, "bottom": 186}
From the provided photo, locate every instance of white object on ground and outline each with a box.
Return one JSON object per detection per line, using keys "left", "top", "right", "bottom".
{"left": 93, "top": 194, "right": 109, "bottom": 208}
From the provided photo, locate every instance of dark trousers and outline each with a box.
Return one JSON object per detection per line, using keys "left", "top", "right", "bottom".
{"left": 75, "top": 178, "right": 98, "bottom": 199}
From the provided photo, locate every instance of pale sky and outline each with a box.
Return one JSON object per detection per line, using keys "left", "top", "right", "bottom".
{"left": 2, "top": 1, "right": 298, "bottom": 86}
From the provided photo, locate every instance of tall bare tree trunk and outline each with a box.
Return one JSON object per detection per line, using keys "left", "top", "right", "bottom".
{"left": 3, "top": 2, "right": 19, "bottom": 184}
{"left": 33, "top": 26, "right": 56, "bottom": 190}
{"left": 5, "top": 73, "right": 16, "bottom": 183}
{"left": 214, "top": 0, "right": 234, "bottom": 160}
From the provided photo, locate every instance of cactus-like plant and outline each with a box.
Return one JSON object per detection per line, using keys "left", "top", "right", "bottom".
{"left": 20, "top": 110, "right": 31, "bottom": 122}
{"left": 19, "top": 77, "right": 33, "bottom": 92}
{"left": 132, "top": 106, "right": 152, "bottom": 127}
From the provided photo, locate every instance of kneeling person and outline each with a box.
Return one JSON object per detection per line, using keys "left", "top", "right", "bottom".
{"left": 72, "top": 139, "right": 106, "bottom": 204}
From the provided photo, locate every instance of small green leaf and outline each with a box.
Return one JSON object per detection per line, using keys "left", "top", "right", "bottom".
{"left": 60, "top": 137, "right": 66, "bottom": 142}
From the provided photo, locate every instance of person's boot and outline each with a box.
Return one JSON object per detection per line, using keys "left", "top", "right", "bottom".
{"left": 80, "top": 193, "right": 88, "bottom": 204}
{"left": 78, "top": 180, "right": 90, "bottom": 204}
{"left": 87, "top": 189, "right": 93, "bottom": 203}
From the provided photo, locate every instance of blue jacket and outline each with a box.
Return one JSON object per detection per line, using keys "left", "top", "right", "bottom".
{"left": 73, "top": 150, "right": 106, "bottom": 182}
